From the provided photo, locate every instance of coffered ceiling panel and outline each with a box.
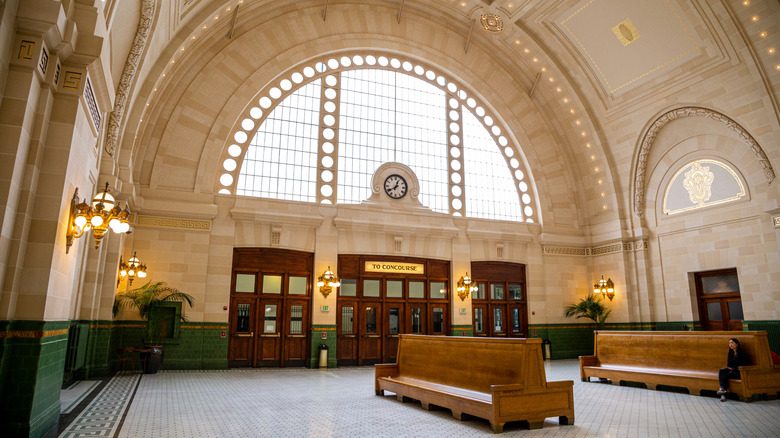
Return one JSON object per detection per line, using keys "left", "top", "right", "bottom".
{"left": 557, "top": 0, "right": 701, "bottom": 95}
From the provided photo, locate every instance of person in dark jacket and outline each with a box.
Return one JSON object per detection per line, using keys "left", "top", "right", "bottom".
{"left": 718, "top": 338, "right": 749, "bottom": 402}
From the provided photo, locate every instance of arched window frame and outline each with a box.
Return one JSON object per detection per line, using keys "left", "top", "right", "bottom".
{"left": 216, "top": 51, "right": 538, "bottom": 223}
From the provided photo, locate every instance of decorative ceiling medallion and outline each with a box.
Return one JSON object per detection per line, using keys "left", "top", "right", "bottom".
{"left": 612, "top": 18, "right": 640, "bottom": 46}
{"left": 682, "top": 161, "right": 714, "bottom": 206}
{"left": 480, "top": 14, "right": 503, "bottom": 33}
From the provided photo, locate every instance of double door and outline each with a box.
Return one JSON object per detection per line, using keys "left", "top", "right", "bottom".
{"left": 228, "top": 248, "right": 314, "bottom": 368}
{"left": 471, "top": 280, "right": 528, "bottom": 338}
{"left": 337, "top": 299, "right": 448, "bottom": 366}
{"left": 473, "top": 302, "right": 527, "bottom": 337}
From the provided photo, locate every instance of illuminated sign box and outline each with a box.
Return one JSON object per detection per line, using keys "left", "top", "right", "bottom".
{"left": 365, "top": 261, "right": 425, "bottom": 275}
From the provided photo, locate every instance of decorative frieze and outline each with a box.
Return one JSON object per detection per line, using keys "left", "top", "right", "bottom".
{"left": 542, "top": 239, "right": 649, "bottom": 256}
{"left": 136, "top": 215, "right": 211, "bottom": 231}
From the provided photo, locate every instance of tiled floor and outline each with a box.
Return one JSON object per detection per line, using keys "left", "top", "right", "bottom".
{"left": 59, "top": 360, "right": 780, "bottom": 437}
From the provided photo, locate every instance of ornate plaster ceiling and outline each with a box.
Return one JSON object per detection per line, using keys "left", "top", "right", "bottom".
{"left": 556, "top": 0, "right": 701, "bottom": 96}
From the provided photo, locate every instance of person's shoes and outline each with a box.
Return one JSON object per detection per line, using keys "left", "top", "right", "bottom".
{"left": 720, "top": 394, "right": 727, "bottom": 402}
{"left": 717, "top": 387, "right": 727, "bottom": 395}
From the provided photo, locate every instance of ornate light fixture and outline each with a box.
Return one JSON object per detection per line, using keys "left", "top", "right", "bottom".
{"left": 66, "top": 182, "right": 131, "bottom": 253}
{"left": 118, "top": 251, "right": 147, "bottom": 286}
{"left": 456, "top": 273, "right": 478, "bottom": 301}
{"left": 593, "top": 276, "right": 615, "bottom": 301}
{"left": 316, "top": 266, "right": 340, "bottom": 298}
{"left": 480, "top": 14, "right": 504, "bottom": 32}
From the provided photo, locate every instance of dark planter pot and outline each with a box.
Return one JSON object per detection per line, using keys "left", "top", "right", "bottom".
{"left": 143, "top": 345, "right": 164, "bottom": 374}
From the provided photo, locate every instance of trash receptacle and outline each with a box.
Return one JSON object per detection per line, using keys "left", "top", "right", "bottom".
{"left": 542, "top": 339, "right": 552, "bottom": 360}
{"left": 318, "top": 344, "right": 329, "bottom": 368}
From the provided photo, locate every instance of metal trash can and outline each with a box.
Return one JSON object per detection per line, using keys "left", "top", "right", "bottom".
{"left": 318, "top": 344, "right": 329, "bottom": 368}
{"left": 542, "top": 339, "right": 552, "bottom": 360}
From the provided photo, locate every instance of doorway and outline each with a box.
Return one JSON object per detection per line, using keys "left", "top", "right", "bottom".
{"left": 228, "top": 248, "right": 313, "bottom": 367}
{"left": 471, "top": 261, "right": 528, "bottom": 338}
{"left": 695, "top": 268, "right": 744, "bottom": 331}
{"left": 336, "top": 255, "right": 450, "bottom": 365}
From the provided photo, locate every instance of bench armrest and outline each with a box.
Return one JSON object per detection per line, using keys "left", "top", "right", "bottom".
{"left": 580, "top": 355, "right": 598, "bottom": 380}
{"left": 375, "top": 363, "right": 399, "bottom": 392}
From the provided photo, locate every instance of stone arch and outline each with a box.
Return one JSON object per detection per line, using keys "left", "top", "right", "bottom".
{"left": 633, "top": 106, "right": 775, "bottom": 216}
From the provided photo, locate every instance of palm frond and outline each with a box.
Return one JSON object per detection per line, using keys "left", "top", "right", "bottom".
{"left": 112, "top": 281, "right": 195, "bottom": 320}
{"left": 563, "top": 294, "right": 611, "bottom": 327}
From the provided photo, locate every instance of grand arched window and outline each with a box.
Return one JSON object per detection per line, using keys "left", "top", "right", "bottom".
{"left": 219, "top": 52, "right": 538, "bottom": 223}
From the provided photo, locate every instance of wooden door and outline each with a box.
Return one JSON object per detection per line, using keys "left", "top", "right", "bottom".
{"left": 472, "top": 304, "right": 487, "bottom": 337}
{"left": 359, "top": 302, "right": 382, "bottom": 365}
{"left": 384, "top": 304, "right": 403, "bottom": 362}
{"left": 337, "top": 301, "right": 358, "bottom": 366}
{"left": 695, "top": 269, "right": 743, "bottom": 331}
{"left": 283, "top": 300, "right": 309, "bottom": 367}
{"left": 429, "top": 304, "right": 447, "bottom": 335}
{"left": 508, "top": 303, "right": 527, "bottom": 337}
{"left": 229, "top": 297, "right": 256, "bottom": 366}
{"left": 489, "top": 304, "right": 507, "bottom": 336}
{"left": 257, "top": 300, "right": 281, "bottom": 366}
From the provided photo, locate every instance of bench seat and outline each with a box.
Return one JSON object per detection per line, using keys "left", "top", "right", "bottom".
{"left": 580, "top": 331, "right": 780, "bottom": 401}
{"left": 376, "top": 335, "right": 574, "bottom": 433}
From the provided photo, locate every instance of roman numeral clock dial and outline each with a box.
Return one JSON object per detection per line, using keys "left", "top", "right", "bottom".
{"left": 383, "top": 174, "right": 408, "bottom": 199}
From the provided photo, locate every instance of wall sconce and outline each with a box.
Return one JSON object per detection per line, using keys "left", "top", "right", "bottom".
{"left": 66, "top": 183, "right": 131, "bottom": 253}
{"left": 316, "top": 266, "right": 340, "bottom": 298}
{"left": 593, "top": 276, "right": 615, "bottom": 301}
{"left": 118, "top": 251, "right": 147, "bottom": 287}
{"left": 456, "top": 273, "right": 478, "bottom": 301}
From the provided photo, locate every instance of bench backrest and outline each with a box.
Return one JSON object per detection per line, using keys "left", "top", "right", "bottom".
{"left": 592, "top": 331, "right": 774, "bottom": 372}
{"left": 395, "top": 334, "right": 547, "bottom": 392}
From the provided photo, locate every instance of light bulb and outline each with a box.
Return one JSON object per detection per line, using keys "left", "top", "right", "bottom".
{"left": 74, "top": 216, "right": 87, "bottom": 228}
{"left": 91, "top": 216, "right": 103, "bottom": 227}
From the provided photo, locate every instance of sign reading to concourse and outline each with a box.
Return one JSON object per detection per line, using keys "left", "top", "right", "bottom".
{"left": 365, "top": 261, "right": 425, "bottom": 275}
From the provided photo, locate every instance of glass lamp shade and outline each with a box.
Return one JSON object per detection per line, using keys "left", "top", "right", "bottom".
{"left": 138, "top": 270, "right": 147, "bottom": 278}
{"left": 74, "top": 215, "right": 88, "bottom": 228}
{"left": 91, "top": 215, "right": 104, "bottom": 227}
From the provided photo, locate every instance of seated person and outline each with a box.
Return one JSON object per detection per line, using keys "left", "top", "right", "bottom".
{"left": 717, "top": 338, "right": 749, "bottom": 402}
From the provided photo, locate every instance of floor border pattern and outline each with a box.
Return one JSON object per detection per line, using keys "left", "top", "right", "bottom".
{"left": 58, "top": 374, "right": 140, "bottom": 438}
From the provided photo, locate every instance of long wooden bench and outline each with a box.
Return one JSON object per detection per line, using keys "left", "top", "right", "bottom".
{"left": 374, "top": 334, "right": 574, "bottom": 433}
{"left": 580, "top": 331, "right": 780, "bottom": 401}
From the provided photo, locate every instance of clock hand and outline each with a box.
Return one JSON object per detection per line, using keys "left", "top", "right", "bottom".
{"left": 392, "top": 182, "right": 399, "bottom": 191}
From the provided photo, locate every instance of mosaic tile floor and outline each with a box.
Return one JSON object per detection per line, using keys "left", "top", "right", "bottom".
{"left": 58, "top": 360, "right": 780, "bottom": 437}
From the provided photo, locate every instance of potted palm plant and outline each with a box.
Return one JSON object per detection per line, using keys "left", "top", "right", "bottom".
{"left": 113, "top": 281, "right": 195, "bottom": 373}
{"left": 564, "top": 294, "right": 612, "bottom": 327}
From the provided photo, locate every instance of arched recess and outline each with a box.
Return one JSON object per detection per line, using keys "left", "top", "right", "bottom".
{"left": 215, "top": 50, "right": 541, "bottom": 223}
{"left": 633, "top": 106, "right": 775, "bottom": 216}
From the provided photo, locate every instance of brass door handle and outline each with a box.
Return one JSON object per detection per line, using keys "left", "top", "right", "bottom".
{"left": 363, "top": 334, "right": 380, "bottom": 338}
{"left": 287, "top": 334, "right": 306, "bottom": 338}
{"left": 260, "top": 333, "right": 280, "bottom": 338}
{"left": 236, "top": 332, "right": 254, "bottom": 337}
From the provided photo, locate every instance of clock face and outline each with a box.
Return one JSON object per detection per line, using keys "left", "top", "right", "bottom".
{"left": 383, "top": 174, "right": 408, "bottom": 199}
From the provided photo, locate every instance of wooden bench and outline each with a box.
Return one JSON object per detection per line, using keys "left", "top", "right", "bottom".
{"left": 374, "top": 334, "right": 574, "bottom": 433}
{"left": 580, "top": 331, "right": 780, "bottom": 401}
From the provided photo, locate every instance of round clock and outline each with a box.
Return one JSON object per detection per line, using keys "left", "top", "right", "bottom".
{"left": 383, "top": 174, "right": 408, "bottom": 199}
